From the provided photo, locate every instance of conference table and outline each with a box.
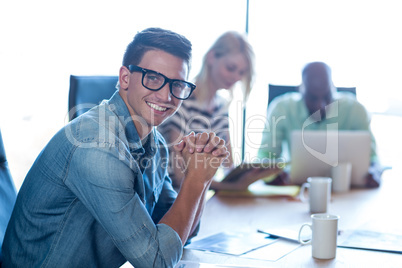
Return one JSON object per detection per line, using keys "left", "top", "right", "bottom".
{"left": 179, "top": 167, "right": 402, "bottom": 267}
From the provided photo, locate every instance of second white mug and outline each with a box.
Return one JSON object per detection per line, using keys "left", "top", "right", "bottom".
{"left": 331, "top": 162, "right": 352, "bottom": 193}
{"left": 299, "top": 177, "right": 332, "bottom": 213}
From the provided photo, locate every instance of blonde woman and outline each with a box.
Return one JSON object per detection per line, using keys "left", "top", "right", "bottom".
{"left": 159, "top": 31, "right": 279, "bottom": 191}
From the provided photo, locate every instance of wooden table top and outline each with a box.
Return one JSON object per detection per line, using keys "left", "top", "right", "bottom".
{"left": 181, "top": 168, "right": 402, "bottom": 267}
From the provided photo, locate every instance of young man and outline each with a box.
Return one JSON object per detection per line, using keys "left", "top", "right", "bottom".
{"left": 258, "top": 61, "right": 382, "bottom": 188}
{"left": 2, "top": 28, "right": 229, "bottom": 267}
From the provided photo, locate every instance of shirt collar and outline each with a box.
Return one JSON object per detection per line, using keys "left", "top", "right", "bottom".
{"left": 106, "top": 90, "right": 158, "bottom": 158}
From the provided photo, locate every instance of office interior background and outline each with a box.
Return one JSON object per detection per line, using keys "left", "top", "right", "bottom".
{"left": 1, "top": 0, "right": 401, "bottom": 190}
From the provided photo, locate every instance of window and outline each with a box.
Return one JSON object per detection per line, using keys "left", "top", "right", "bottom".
{"left": 243, "top": 0, "right": 402, "bottom": 159}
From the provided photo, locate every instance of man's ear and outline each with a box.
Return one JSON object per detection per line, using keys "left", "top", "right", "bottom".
{"left": 119, "top": 66, "right": 130, "bottom": 90}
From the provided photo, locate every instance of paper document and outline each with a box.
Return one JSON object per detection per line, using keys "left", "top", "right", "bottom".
{"left": 257, "top": 226, "right": 302, "bottom": 243}
{"left": 186, "top": 231, "right": 275, "bottom": 255}
{"left": 241, "top": 238, "right": 300, "bottom": 261}
{"left": 175, "top": 261, "right": 254, "bottom": 268}
{"left": 185, "top": 231, "right": 301, "bottom": 262}
{"left": 339, "top": 229, "right": 402, "bottom": 254}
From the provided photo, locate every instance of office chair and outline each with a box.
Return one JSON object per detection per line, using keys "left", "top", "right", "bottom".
{"left": 268, "top": 84, "right": 357, "bottom": 106}
{"left": 0, "top": 129, "right": 17, "bottom": 263}
{"left": 68, "top": 75, "right": 119, "bottom": 121}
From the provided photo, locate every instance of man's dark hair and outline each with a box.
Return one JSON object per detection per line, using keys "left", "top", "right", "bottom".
{"left": 122, "top": 27, "right": 192, "bottom": 71}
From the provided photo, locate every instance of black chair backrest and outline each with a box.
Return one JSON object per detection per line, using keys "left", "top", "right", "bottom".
{"left": 0, "top": 129, "right": 17, "bottom": 262}
{"left": 68, "top": 75, "right": 119, "bottom": 121}
{"left": 268, "top": 84, "right": 357, "bottom": 106}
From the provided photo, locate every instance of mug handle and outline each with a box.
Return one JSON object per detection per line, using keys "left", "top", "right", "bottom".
{"left": 299, "top": 182, "right": 310, "bottom": 203}
{"left": 298, "top": 223, "right": 312, "bottom": 245}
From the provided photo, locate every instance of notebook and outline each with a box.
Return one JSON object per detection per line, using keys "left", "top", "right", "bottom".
{"left": 290, "top": 130, "right": 371, "bottom": 187}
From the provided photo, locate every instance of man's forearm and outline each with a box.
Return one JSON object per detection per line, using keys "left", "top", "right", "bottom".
{"left": 188, "top": 180, "right": 211, "bottom": 237}
{"left": 159, "top": 178, "right": 208, "bottom": 245}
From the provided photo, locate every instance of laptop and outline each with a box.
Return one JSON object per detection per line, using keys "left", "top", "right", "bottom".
{"left": 289, "top": 130, "right": 371, "bottom": 187}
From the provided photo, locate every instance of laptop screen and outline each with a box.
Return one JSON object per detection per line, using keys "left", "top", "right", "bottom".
{"left": 290, "top": 130, "right": 371, "bottom": 187}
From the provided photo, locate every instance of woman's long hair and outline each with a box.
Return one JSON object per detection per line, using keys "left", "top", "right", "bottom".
{"left": 193, "top": 31, "right": 255, "bottom": 104}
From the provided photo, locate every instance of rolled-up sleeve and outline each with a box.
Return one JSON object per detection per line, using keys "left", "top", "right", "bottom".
{"left": 348, "top": 101, "right": 378, "bottom": 162}
{"left": 258, "top": 99, "right": 287, "bottom": 159}
{"left": 109, "top": 195, "right": 182, "bottom": 267}
{"left": 65, "top": 146, "right": 182, "bottom": 267}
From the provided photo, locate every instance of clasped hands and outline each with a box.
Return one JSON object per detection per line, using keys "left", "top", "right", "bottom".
{"left": 173, "top": 132, "right": 229, "bottom": 183}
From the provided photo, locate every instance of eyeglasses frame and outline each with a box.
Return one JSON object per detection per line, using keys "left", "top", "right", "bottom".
{"left": 128, "top": 65, "right": 196, "bottom": 100}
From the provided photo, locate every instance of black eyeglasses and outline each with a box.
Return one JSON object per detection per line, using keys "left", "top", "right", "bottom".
{"left": 128, "top": 65, "right": 196, "bottom": 100}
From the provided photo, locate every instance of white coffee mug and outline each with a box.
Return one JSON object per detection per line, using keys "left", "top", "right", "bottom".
{"left": 331, "top": 162, "right": 352, "bottom": 193}
{"left": 298, "top": 214, "right": 339, "bottom": 259}
{"left": 299, "top": 177, "right": 332, "bottom": 213}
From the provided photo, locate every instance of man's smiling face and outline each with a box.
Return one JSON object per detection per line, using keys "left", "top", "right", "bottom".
{"left": 119, "top": 49, "right": 188, "bottom": 138}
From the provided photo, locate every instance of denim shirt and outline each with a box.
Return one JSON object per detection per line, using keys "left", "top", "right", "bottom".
{"left": 2, "top": 91, "right": 182, "bottom": 268}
